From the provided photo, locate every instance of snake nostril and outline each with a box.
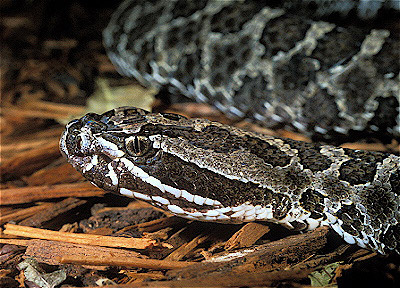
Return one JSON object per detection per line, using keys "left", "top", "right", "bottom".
{"left": 65, "top": 132, "right": 90, "bottom": 157}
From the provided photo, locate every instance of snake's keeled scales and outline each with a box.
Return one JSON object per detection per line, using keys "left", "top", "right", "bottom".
{"left": 61, "top": 1, "right": 399, "bottom": 255}
{"left": 61, "top": 107, "right": 400, "bottom": 255}
{"left": 103, "top": 0, "right": 399, "bottom": 144}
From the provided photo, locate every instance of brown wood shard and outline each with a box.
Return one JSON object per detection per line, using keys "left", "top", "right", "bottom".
{"left": 18, "top": 197, "right": 87, "bottom": 228}
{"left": 59, "top": 255, "right": 195, "bottom": 270}
{"left": 166, "top": 226, "right": 329, "bottom": 280}
{"left": 0, "top": 140, "right": 61, "bottom": 180}
{"left": 24, "top": 239, "right": 144, "bottom": 266}
{"left": 3, "top": 224, "right": 156, "bottom": 249}
{"left": 224, "top": 222, "right": 270, "bottom": 250}
{"left": 0, "top": 182, "right": 104, "bottom": 205}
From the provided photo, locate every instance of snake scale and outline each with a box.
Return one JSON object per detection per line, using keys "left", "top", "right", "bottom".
{"left": 103, "top": 0, "right": 399, "bottom": 144}
{"left": 61, "top": 0, "right": 400, "bottom": 255}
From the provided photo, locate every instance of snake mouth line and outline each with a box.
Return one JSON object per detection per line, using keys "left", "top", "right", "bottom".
{"left": 60, "top": 105, "right": 400, "bottom": 255}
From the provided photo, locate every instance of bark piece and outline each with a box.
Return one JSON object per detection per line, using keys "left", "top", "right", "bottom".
{"left": 167, "top": 226, "right": 329, "bottom": 280}
{"left": 224, "top": 222, "right": 270, "bottom": 250}
{"left": 3, "top": 224, "right": 156, "bottom": 249}
{"left": 165, "top": 234, "right": 211, "bottom": 262}
{"left": 60, "top": 255, "right": 194, "bottom": 270}
{"left": 19, "top": 197, "right": 87, "bottom": 228}
{"left": 0, "top": 203, "right": 53, "bottom": 225}
{"left": 24, "top": 239, "right": 144, "bottom": 265}
{"left": 0, "top": 182, "right": 104, "bottom": 205}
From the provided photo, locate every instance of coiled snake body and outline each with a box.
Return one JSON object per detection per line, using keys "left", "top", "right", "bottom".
{"left": 103, "top": 0, "right": 399, "bottom": 143}
{"left": 61, "top": 1, "right": 400, "bottom": 255}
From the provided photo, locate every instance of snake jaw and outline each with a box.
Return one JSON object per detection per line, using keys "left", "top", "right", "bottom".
{"left": 61, "top": 107, "right": 400, "bottom": 255}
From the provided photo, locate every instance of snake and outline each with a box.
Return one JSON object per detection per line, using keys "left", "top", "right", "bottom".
{"left": 60, "top": 107, "right": 400, "bottom": 255}
{"left": 60, "top": 0, "right": 400, "bottom": 255}
{"left": 103, "top": 0, "right": 399, "bottom": 144}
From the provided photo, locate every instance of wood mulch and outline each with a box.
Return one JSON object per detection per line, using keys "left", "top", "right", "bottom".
{"left": 1, "top": 1, "right": 399, "bottom": 288}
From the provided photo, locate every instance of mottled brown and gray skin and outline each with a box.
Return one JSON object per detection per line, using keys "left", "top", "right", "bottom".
{"left": 60, "top": 107, "right": 400, "bottom": 255}
{"left": 103, "top": 0, "right": 399, "bottom": 144}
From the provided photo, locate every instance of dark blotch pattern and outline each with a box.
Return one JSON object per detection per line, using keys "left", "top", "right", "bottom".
{"left": 260, "top": 13, "right": 311, "bottom": 58}
{"left": 335, "top": 204, "right": 365, "bottom": 237}
{"left": 302, "top": 89, "right": 341, "bottom": 133}
{"left": 311, "top": 26, "right": 364, "bottom": 70}
{"left": 389, "top": 171, "right": 399, "bottom": 196}
{"left": 362, "top": 183, "right": 396, "bottom": 231}
{"left": 299, "top": 189, "right": 325, "bottom": 219}
{"left": 339, "top": 149, "right": 388, "bottom": 185}
{"left": 210, "top": 2, "right": 265, "bottom": 34}
{"left": 380, "top": 224, "right": 400, "bottom": 254}
{"left": 367, "top": 96, "right": 399, "bottom": 141}
{"left": 104, "top": 1, "right": 399, "bottom": 144}
{"left": 284, "top": 139, "right": 332, "bottom": 172}
{"left": 171, "top": 0, "right": 208, "bottom": 19}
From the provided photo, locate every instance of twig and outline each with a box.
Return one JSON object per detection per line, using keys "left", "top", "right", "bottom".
{"left": 59, "top": 255, "right": 195, "bottom": 270}
{"left": 3, "top": 224, "right": 156, "bottom": 249}
{"left": 0, "top": 238, "right": 30, "bottom": 246}
{"left": 0, "top": 182, "right": 104, "bottom": 205}
{"left": 0, "top": 202, "right": 53, "bottom": 225}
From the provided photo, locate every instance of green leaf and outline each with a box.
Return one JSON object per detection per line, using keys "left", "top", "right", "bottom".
{"left": 308, "top": 262, "right": 342, "bottom": 287}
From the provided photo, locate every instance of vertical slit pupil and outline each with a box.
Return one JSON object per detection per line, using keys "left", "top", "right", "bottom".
{"left": 134, "top": 136, "right": 141, "bottom": 154}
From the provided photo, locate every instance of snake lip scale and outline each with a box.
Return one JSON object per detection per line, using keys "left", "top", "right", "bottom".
{"left": 61, "top": 107, "right": 400, "bottom": 255}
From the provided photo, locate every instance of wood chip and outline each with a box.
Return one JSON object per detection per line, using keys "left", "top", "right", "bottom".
{"left": 166, "top": 226, "right": 329, "bottom": 280}
{"left": 0, "top": 202, "right": 53, "bottom": 225}
{"left": 165, "top": 234, "right": 210, "bottom": 261}
{"left": 124, "top": 272, "right": 166, "bottom": 281}
{"left": 136, "top": 216, "right": 187, "bottom": 233}
{"left": 0, "top": 182, "right": 104, "bottom": 205}
{"left": 0, "top": 239, "right": 31, "bottom": 246}
{"left": 59, "top": 255, "right": 195, "bottom": 270}
{"left": 3, "top": 224, "right": 156, "bottom": 250}
{"left": 18, "top": 197, "right": 87, "bottom": 227}
{"left": 24, "top": 161, "right": 85, "bottom": 186}
{"left": 224, "top": 222, "right": 270, "bottom": 250}
{"left": 1, "top": 140, "right": 61, "bottom": 180}
{"left": 1, "top": 106, "right": 73, "bottom": 120}
{"left": 24, "top": 239, "right": 144, "bottom": 265}
{"left": 25, "top": 100, "right": 85, "bottom": 116}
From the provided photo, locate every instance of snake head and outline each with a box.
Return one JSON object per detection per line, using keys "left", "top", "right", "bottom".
{"left": 61, "top": 106, "right": 272, "bottom": 222}
{"left": 60, "top": 107, "right": 158, "bottom": 192}
{"left": 60, "top": 106, "right": 325, "bottom": 228}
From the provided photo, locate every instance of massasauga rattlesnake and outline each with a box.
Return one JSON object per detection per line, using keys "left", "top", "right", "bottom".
{"left": 61, "top": 0, "right": 400, "bottom": 255}
{"left": 103, "top": 0, "right": 399, "bottom": 144}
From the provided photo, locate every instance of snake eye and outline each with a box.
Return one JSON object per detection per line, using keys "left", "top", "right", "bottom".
{"left": 125, "top": 136, "right": 151, "bottom": 156}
